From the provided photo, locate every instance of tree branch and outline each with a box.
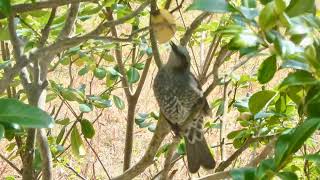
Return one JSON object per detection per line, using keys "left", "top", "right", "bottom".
{"left": 149, "top": 0, "right": 163, "bottom": 68}
{"left": 180, "top": 12, "right": 210, "bottom": 46}
{"left": 112, "top": 115, "right": 171, "bottom": 180}
{"left": 11, "top": 0, "right": 96, "bottom": 14}
{"left": 39, "top": 8, "right": 57, "bottom": 47}
{"left": 57, "top": 3, "right": 80, "bottom": 40}
{"left": 0, "top": 153, "right": 22, "bottom": 175}
{"left": 160, "top": 137, "right": 180, "bottom": 180}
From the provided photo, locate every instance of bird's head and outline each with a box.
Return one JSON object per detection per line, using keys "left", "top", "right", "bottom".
{"left": 167, "top": 41, "right": 191, "bottom": 71}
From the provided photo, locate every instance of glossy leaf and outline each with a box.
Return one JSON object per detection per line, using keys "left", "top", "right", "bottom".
{"left": 113, "top": 95, "right": 125, "bottom": 110}
{"left": 94, "top": 67, "right": 107, "bottom": 80}
{"left": 259, "top": 2, "right": 277, "bottom": 30}
{"left": 187, "top": 0, "right": 231, "bottom": 13}
{"left": 71, "top": 126, "right": 86, "bottom": 156}
{"left": 249, "top": 90, "right": 276, "bottom": 114}
{"left": 0, "top": 0, "right": 11, "bottom": 16}
{"left": 0, "top": 98, "right": 53, "bottom": 128}
{"left": 279, "top": 71, "right": 318, "bottom": 90}
{"left": 275, "top": 118, "right": 320, "bottom": 167}
{"left": 127, "top": 67, "right": 140, "bottom": 84}
{"left": 60, "top": 88, "right": 85, "bottom": 103}
{"left": 230, "top": 167, "right": 256, "bottom": 179}
{"left": 277, "top": 172, "right": 298, "bottom": 180}
{"left": 257, "top": 55, "right": 277, "bottom": 84}
{"left": 80, "top": 119, "right": 95, "bottom": 139}
{"left": 79, "top": 103, "right": 93, "bottom": 113}
{"left": 0, "top": 124, "right": 4, "bottom": 140}
{"left": 286, "top": 0, "right": 315, "bottom": 17}
{"left": 56, "top": 127, "right": 66, "bottom": 144}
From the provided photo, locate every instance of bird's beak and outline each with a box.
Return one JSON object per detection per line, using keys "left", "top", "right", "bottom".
{"left": 169, "top": 41, "right": 178, "bottom": 51}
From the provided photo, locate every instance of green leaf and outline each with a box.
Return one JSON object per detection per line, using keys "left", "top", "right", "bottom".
{"left": 275, "top": 118, "right": 320, "bottom": 167}
{"left": 259, "top": 2, "right": 277, "bottom": 30}
{"left": 274, "top": 37, "right": 302, "bottom": 57}
{"left": 0, "top": 60, "right": 12, "bottom": 70}
{"left": 280, "top": 60, "right": 309, "bottom": 71}
{"left": 78, "top": 65, "right": 89, "bottom": 76}
{"left": 187, "top": 0, "right": 231, "bottom": 13}
{"left": 133, "top": 63, "right": 145, "bottom": 70}
{"left": 79, "top": 103, "right": 93, "bottom": 113}
{"left": 241, "top": 0, "right": 256, "bottom": 8}
{"left": 71, "top": 126, "right": 86, "bottom": 156}
{"left": 249, "top": 90, "right": 276, "bottom": 114}
{"left": 113, "top": 95, "right": 125, "bottom": 110}
{"left": 286, "top": 0, "right": 315, "bottom": 17}
{"left": 0, "top": 98, "right": 53, "bottom": 128}
{"left": 0, "top": 28, "right": 10, "bottom": 40}
{"left": 256, "top": 159, "right": 276, "bottom": 179}
{"left": 147, "top": 123, "right": 156, "bottom": 132}
{"left": 0, "top": 0, "right": 11, "bottom": 16}
{"left": 257, "top": 55, "right": 277, "bottom": 84}
{"left": 239, "top": 7, "right": 259, "bottom": 20}
{"left": 304, "top": 153, "right": 320, "bottom": 163}
{"left": 177, "top": 140, "right": 186, "bottom": 155}
{"left": 230, "top": 167, "right": 256, "bottom": 180}
{"left": 277, "top": 172, "right": 298, "bottom": 180}
{"left": 80, "top": 119, "right": 95, "bottom": 139}
{"left": 0, "top": 124, "right": 4, "bottom": 140}
{"left": 92, "top": 98, "right": 112, "bottom": 108}
{"left": 94, "top": 67, "right": 107, "bottom": 80}
{"left": 56, "top": 127, "right": 65, "bottom": 144}
{"left": 229, "top": 30, "right": 259, "bottom": 50}
{"left": 55, "top": 118, "right": 71, "bottom": 125}
{"left": 304, "top": 84, "right": 320, "bottom": 117}
{"left": 279, "top": 71, "right": 318, "bottom": 90}
{"left": 127, "top": 67, "right": 140, "bottom": 84}
{"left": 60, "top": 88, "right": 85, "bottom": 103}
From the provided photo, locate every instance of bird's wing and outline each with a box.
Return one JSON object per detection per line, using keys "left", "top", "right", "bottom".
{"left": 189, "top": 73, "right": 212, "bottom": 116}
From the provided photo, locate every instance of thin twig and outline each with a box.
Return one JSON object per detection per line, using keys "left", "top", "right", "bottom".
{"left": 0, "top": 153, "right": 22, "bottom": 175}
{"left": 84, "top": 138, "right": 112, "bottom": 179}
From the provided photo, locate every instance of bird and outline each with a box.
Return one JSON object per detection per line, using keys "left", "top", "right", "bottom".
{"left": 153, "top": 41, "right": 216, "bottom": 173}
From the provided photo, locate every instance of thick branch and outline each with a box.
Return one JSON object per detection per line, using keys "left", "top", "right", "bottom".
{"left": 57, "top": 3, "right": 80, "bottom": 40}
{"left": 37, "top": 129, "right": 53, "bottom": 180}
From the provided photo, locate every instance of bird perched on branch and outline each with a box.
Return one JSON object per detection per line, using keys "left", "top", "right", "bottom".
{"left": 153, "top": 41, "right": 216, "bottom": 173}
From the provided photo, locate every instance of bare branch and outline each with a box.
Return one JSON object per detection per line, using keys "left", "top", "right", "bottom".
{"left": 0, "top": 153, "right": 22, "bottom": 175}
{"left": 133, "top": 56, "right": 152, "bottom": 98}
{"left": 57, "top": 3, "right": 80, "bottom": 40}
{"left": 39, "top": 8, "right": 57, "bottom": 47}
{"left": 90, "top": 0, "right": 151, "bottom": 35}
{"left": 112, "top": 115, "right": 171, "bottom": 180}
{"left": 180, "top": 12, "right": 210, "bottom": 46}
{"left": 149, "top": 0, "right": 163, "bottom": 69}
{"left": 37, "top": 129, "right": 53, "bottom": 180}
{"left": 196, "top": 136, "right": 277, "bottom": 180}
{"left": 11, "top": 0, "right": 96, "bottom": 14}
{"left": 160, "top": 137, "right": 180, "bottom": 180}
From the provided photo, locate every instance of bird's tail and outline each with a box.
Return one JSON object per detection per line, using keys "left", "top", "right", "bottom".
{"left": 183, "top": 120, "right": 215, "bottom": 173}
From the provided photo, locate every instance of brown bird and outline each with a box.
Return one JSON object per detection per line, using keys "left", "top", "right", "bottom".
{"left": 153, "top": 41, "right": 215, "bottom": 173}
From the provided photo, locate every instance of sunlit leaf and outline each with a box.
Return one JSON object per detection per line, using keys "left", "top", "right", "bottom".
{"left": 249, "top": 90, "right": 276, "bottom": 114}
{"left": 0, "top": 98, "right": 53, "bottom": 128}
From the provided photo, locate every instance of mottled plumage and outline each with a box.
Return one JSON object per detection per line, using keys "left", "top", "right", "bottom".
{"left": 153, "top": 42, "right": 215, "bottom": 173}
